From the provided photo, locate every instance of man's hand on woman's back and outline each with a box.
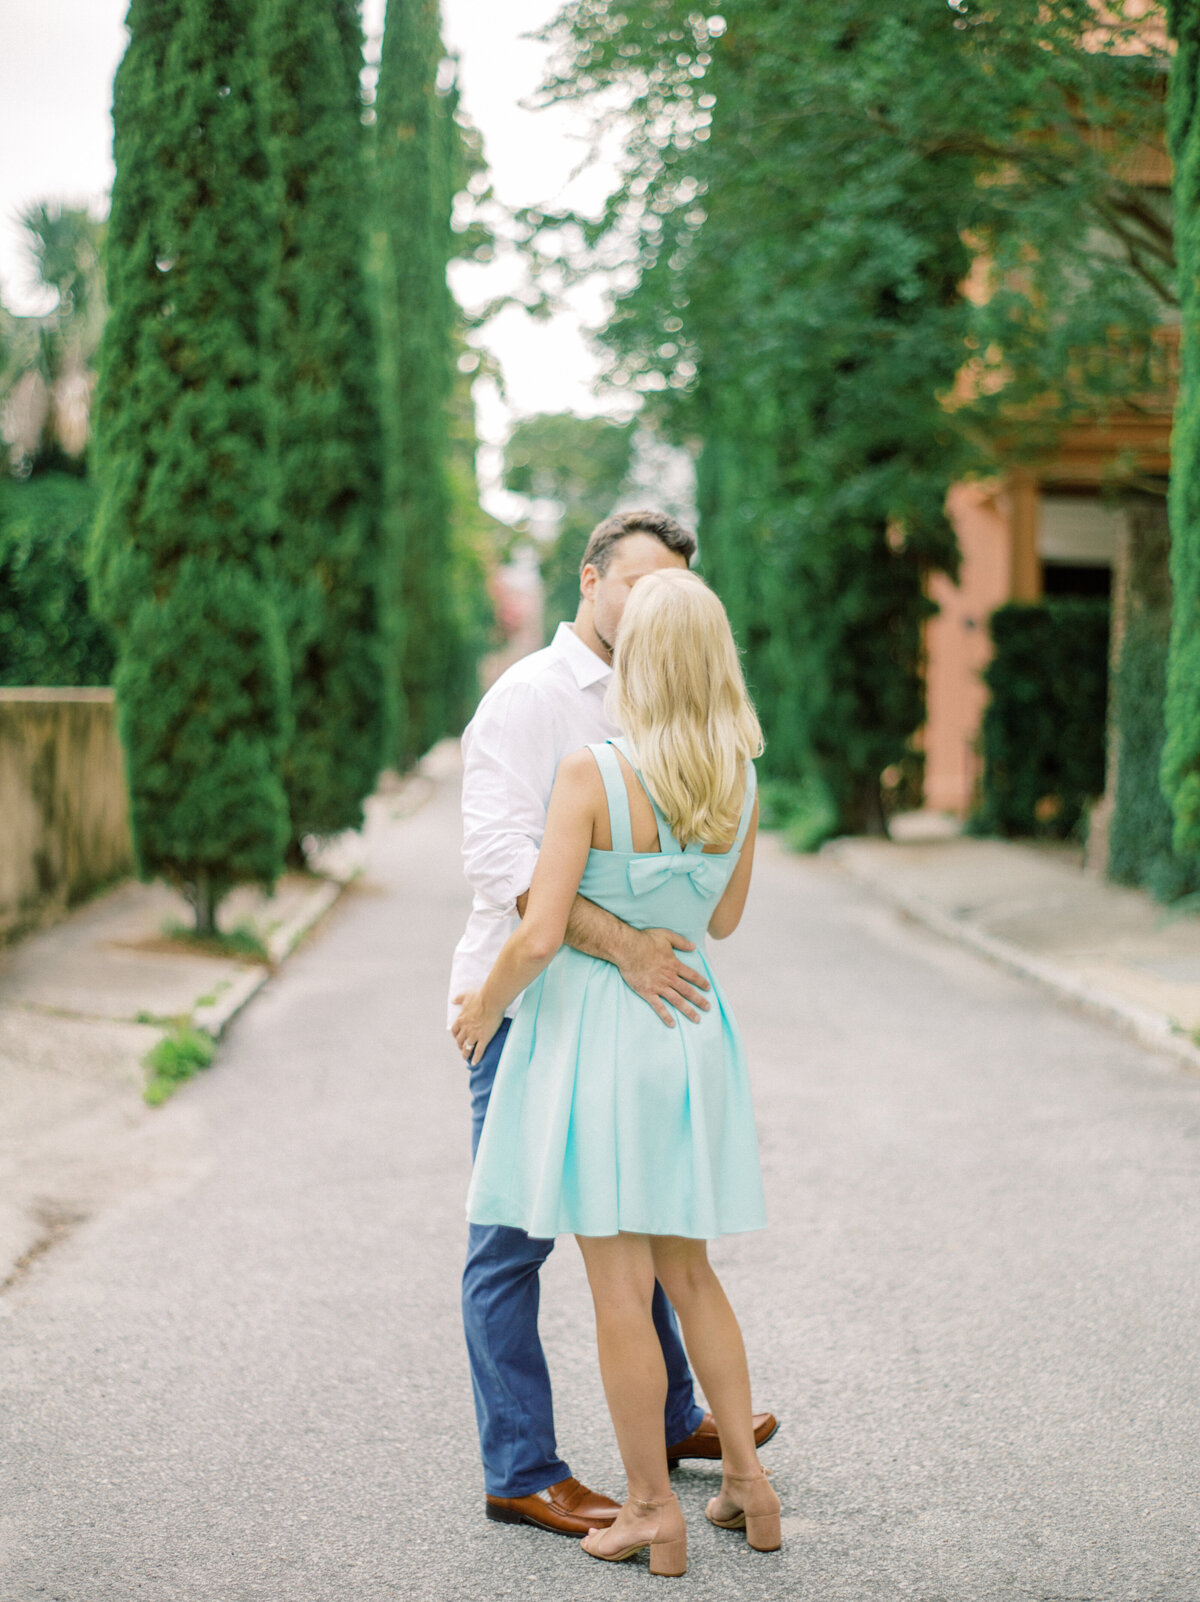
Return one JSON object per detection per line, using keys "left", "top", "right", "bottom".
{"left": 520, "top": 888, "right": 712, "bottom": 1026}
{"left": 615, "top": 924, "right": 712, "bottom": 1027}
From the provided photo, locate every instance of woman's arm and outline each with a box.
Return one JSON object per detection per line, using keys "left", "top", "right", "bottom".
{"left": 707, "top": 797, "right": 759, "bottom": 940}
{"left": 451, "top": 750, "right": 599, "bottom": 1064}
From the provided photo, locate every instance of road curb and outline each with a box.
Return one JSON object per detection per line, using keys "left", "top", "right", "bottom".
{"left": 827, "top": 842, "right": 1200, "bottom": 1075}
{"left": 192, "top": 878, "right": 346, "bottom": 1040}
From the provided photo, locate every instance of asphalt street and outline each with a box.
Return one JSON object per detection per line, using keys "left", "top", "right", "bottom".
{"left": 2, "top": 756, "right": 1198, "bottom": 1602}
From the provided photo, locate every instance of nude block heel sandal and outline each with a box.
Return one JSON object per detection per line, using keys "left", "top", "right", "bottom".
{"left": 706, "top": 1469, "right": 782, "bottom": 1552}
{"left": 648, "top": 1537, "right": 688, "bottom": 1577}
{"left": 582, "top": 1492, "right": 688, "bottom": 1577}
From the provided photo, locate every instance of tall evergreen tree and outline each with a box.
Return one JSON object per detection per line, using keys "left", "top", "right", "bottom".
{"left": 444, "top": 335, "right": 502, "bottom": 726}
{"left": 259, "top": 0, "right": 389, "bottom": 848}
{"left": 374, "top": 0, "right": 462, "bottom": 765}
{"left": 91, "top": 0, "right": 289, "bottom": 933}
{"left": 1164, "top": 0, "right": 1200, "bottom": 855}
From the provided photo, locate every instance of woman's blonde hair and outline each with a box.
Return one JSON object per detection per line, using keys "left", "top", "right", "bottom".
{"left": 607, "top": 570, "right": 763, "bottom": 847}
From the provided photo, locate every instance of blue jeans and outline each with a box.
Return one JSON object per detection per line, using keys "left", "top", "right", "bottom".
{"left": 462, "top": 1017, "right": 706, "bottom": 1498}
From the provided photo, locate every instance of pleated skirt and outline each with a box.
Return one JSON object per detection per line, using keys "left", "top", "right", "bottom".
{"left": 466, "top": 945, "right": 767, "bottom": 1239}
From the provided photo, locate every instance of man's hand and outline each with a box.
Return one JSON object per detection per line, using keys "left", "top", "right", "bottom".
{"left": 554, "top": 894, "right": 711, "bottom": 1026}
{"left": 615, "top": 925, "right": 712, "bottom": 1028}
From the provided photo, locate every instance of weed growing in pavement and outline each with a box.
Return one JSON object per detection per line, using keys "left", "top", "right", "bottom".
{"left": 193, "top": 979, "right": 232, "bottom": 1008}
{"left": 144, "top": 1025, "right": 217, "bottom": 1106}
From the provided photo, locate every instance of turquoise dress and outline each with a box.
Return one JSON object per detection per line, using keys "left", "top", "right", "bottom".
{"left": 466, "top": 737, "right": 766, "bottom": 1240}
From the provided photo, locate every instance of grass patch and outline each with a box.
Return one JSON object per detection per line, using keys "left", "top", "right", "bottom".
{"left": 144, "top": 1024, "right": 217, "bottom": 1106}
{"left": 192, "top": 979, "right": 232, "bottom": 1009}
{"left": 160, "top": 919, "right": 269, "bottom": 963}
{"left": 759, "top": 776, "right": 839, "bottom": 854}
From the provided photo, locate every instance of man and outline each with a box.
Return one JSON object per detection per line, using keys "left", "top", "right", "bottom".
{"left": 450, "top": 508, "right": 778, "bottom": 1536}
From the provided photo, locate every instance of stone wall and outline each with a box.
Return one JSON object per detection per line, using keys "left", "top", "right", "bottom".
{"left": 0, "top": 689, "right": 133, "bottom": 942}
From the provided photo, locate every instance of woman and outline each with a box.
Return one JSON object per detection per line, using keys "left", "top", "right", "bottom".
{"left": 451, "top": 570, "right": 780, "bottom": 1578}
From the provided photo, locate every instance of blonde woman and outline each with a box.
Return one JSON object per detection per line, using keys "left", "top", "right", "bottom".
{"left": 451, "top": 570, "right": 780, "bottom": 1578}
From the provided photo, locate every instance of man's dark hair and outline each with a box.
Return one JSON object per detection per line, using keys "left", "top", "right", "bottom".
{"left": 580, "top": 509, "right": 696, "bottom": 575}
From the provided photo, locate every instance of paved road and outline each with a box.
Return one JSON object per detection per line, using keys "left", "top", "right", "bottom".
{"left": 2, "top": 757, "right": 1198, "bottom": 1601}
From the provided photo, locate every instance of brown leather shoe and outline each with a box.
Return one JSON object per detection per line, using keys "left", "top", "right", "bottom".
{"left": 666, "top": 1410, "right": 779, "bottom": 1465}
{"left": 486, "top": 1476, "right": 621, "bottom": 1537}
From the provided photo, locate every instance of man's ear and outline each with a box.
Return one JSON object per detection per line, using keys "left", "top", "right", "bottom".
{"left": 580, "top": 563, "right": 599, "bottom": 602}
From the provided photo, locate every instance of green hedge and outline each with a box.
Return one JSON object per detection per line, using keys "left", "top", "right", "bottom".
{"left": 1108, "top": 505, "right": 1200, "bottom": 900}
{"left": 973, "top": 599, "right": 1109, "bottom": 839}
{"left": 0, "top": 472, "right": 115, "bottom": 686}
{"left": 758, "top": 775, "right": 839, "bottom": 853}
{"left": 1108, "top": 609, "right": 1200, "bottom": 898}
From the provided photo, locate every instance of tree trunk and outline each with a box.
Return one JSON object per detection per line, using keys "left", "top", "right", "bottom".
{"left": 192, "top": 871, "right": 220, "bottom": 938}
{"left": 845, "top": 777, "right": 890, "bottom": 838}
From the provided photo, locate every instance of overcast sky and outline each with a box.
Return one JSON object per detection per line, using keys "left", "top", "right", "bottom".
{"left": 0, "top": 0, "right": 631, "bottom": 514}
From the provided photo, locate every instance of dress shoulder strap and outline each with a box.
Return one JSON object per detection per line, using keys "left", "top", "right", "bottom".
{"left": 587, "top": 741, "right": 635, "bottom": 854}
{"left": 612, "top": 736, "right": 680, "bottom": 853}
{"left": 733, "top": 759, "right": 758, "bottom": 853}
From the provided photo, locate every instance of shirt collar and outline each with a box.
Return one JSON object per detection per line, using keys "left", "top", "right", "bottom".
{"left": 551, "top": 621, "right": 612, "bottom": 690}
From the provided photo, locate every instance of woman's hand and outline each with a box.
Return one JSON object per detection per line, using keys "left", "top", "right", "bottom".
{"left": 451, "top": 990, "right": 504, "bottom": 1066}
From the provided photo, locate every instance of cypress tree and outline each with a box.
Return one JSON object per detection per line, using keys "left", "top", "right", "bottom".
{"left": 259, "top": 0, "right": 389, "bottom": 848}
{"left": 445, "top": 335, "right": 502, "bottom": 726}
{"left": 1164, "top": 0, "right": 1200, "bottom": 857}
{"left": 375, "top": 0, "right": 462, "bottom": 766}
{"left": 91, "top": 0, "right": 289, "bottom": 934}
{"left": 439, "top": 84, "right": 495, "bottom": 732}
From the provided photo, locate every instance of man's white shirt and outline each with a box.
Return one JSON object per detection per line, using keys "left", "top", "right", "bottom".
{"left": 448, "top": 621, "right": 621, "bottom": 1028}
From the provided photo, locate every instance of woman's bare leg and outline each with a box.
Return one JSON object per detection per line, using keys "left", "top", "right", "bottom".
{"left": 575, "top": 1232, "right": 677, "bottom": 1554}
{"left": 649, "top": 1235, "right": 761, "bottom": 1480}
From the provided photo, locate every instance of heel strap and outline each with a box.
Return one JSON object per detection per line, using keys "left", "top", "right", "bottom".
{"left": 722, "top": 1468, "right": 772, "bottom": 1484}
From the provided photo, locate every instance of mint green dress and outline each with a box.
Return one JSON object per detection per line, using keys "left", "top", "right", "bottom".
{"left": 466, "top": 737, "right": 766, "bottom": 1240}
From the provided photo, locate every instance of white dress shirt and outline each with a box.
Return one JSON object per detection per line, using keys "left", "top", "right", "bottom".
{"left": 448, "top": 622, "right": 621, "bottom": 1027}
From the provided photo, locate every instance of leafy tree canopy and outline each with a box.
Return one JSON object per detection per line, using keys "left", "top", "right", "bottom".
{"left": 515, "top": 0, "right": 1170, "bottom": 828}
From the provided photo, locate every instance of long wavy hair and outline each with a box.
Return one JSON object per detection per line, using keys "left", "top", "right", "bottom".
{"left": 607, "top": 570, "right": 763, "bottom": 847}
